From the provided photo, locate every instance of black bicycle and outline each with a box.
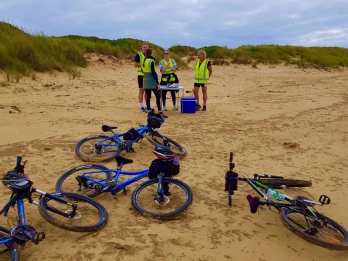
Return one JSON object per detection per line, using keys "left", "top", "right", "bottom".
{"left": 225, "top": 152, "right": 348, "bottom": 250}
{"left": 0, "top": 156, "right": 108, "bottom": 261}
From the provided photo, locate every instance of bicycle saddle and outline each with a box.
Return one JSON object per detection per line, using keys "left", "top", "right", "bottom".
{"left": 102, "top": 125, "right": 118, "bottom": 132}
{"left": 115, "top": 156, "right": 133, "bottom": 166}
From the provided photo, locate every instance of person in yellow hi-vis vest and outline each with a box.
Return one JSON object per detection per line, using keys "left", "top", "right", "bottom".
{"left": 134, "top": 42, "right": 148, "bottom": 113}
{"left": 159, "top": 50, "right": 179, "bottom": 110}
{"left": 142, "top": 48, "right": 168, "bottom": 118}
{"left": 194, "top": 50, "right": 212, "bottom": 111}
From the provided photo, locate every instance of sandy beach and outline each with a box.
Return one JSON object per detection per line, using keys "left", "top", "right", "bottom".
{"left": 0, "top": 54, "right": 347, "bottom": 261}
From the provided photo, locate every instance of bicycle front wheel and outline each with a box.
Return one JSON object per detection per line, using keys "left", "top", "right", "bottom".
{"left": 131, "top": 178, "right": 193, "bottom": 219}
{"left": 55, "top": 164, "right": 111, "bottom": 198}
{"left": 39, "top": 192, "right": 108, "bottom": 232}
{"left": 281, "top": 207, "right": 348, "bottom": 250}
{"left": 75, "top": 135, "right": 121, "bottom": 162}
{"left": 0, "top": 233, "right": 20, "bottom": 261}
{"left": 258, "top": 178, "right": 312, "bottom": 188}
{"left": 145, "top": 132, "right": 187, "bottom": 157}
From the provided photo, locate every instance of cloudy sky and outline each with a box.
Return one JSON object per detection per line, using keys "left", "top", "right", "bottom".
{"left": 1, "top": 0, "right": 347, "bottom": 48}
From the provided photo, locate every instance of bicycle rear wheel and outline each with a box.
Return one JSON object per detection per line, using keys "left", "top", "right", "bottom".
{"left": 75, "top": 135, "right": 121, "bottom": 162}
{"left": 39, "top": 192, "right": 108, "bottom": 232}
{"left": 258, "top": 178, "right": 312, "bottom": 188}
{"left": 0, "top": 233, "right": 20, "bottom": 261}
{"left": 55, "top": 164, "right": 111, "bottom": 198}
{"left": 131, "top": 178, "right": 193, "bottom": 219}
{"left": 145, "top": 132, "right": 187, "bottom": 157}
{"left": 281, "top": 207, "right": 348, "bottom": 250}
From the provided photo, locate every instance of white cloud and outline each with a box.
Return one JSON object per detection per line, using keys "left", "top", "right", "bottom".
{"left": 0, "top": 0, "right": 347, "bottom": 48}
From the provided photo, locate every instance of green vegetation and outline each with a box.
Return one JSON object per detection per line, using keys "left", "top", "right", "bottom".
{"left": 1, "top": 21, "right": 348, "bottom": 81}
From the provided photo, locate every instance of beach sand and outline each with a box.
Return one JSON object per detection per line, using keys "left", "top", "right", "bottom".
{"left": 0, "top": 54, "right": 347, "bottom": 261}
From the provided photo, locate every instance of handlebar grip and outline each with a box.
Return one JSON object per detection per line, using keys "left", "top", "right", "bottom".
{"left": 16, "top": 156, "right": 22, "bottom": 165}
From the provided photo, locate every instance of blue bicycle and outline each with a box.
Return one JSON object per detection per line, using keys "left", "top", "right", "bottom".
{"left": 55, "top": 154, "right": 193, "bottom": 219}
{"left": 75, "top": 124, "right": 186, "bottom": 162}
{"left": 0, "top": 156, "right": 108, "bottom": 261}
{"left": 0, "top": 233, "right": 19, "bottom": 261}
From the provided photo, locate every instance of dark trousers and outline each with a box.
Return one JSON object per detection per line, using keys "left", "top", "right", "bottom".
{"left": 162, "top": 90, "right": 176, "bottom": 106}
{"left": 145, "top": 89, "right": 161, "bottom": 111}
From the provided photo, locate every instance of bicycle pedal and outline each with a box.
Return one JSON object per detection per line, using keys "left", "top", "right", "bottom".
{"left": 32, "top": 232, "right": 45, "bottom": 244}
{"left": 123, "top": 188, "right": 127, "bottom": 195}
{"left": 319, "top": 194, "right": 330, "bottom": 205}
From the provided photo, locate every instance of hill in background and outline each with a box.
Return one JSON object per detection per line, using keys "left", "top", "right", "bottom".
{"left": 1, "top": 21, "right": 348, "bottom": 82}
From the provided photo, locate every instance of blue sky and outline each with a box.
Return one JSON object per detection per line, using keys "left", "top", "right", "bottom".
{"left": 1, "top": 0, "right": 347, "bottom": 48}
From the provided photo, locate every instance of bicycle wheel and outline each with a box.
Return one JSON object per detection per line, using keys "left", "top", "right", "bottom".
{"left": 281, "top": 207, "right": 348, "bottom": 250}
{"left": 39, "top": 192, "right": 108, "bottom": 232}
{"left": 145, "top": 132, "right": 187, "bottom": 157}
{"left": 0, "top": 233, "right": 20, "bottom": 261}
{"left": 55, "top": 164, "right": 111, "bottom": 198}
{"left": 75, "top": 135, "right": 121, "bottom": 162}
{"left": 258, "top": 178, "right": 312, "bottom": 188}
{"left": 131, "top": 178, "right": 193, "bottom": 219}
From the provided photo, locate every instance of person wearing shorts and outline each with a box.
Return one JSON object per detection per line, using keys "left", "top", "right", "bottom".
{"left": 134, "top": 42, "right": 148, "bottom": 112}
{"left": 194, "top": 50, "right": 212, "bottom": 111}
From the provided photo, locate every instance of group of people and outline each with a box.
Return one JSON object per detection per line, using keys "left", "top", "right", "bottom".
{"left": 134, "top": 42, "right": 212, "bottom": 116}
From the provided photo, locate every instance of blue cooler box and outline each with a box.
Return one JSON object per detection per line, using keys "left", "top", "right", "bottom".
{"left": 180, "top": 97, "right": 197, "bottom": 113}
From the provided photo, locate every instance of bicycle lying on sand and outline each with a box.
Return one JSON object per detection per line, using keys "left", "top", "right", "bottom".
{"left": 0, "top": 156, "right": 108, "bottom": 261}
{"left": 75, "top": 124, "right": 187, "bottom": 162}
{"left": 225, "top": 152, "right": 348, "bottom": 250}
{"left": 57, "top": 147, "right": 193, "bottom": 219}
{"left": 75, "top": 109, "right": 186, "bottom": 162}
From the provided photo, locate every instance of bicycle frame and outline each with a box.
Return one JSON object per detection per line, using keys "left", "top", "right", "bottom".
{"left": 97, "top": 125, "right": 150, "bottom": 153}
{"left": 80, "top": 166, "right": 149, "bottom": 195}
{"left": 226, "top": 152, "right": 330, "bottom": 219}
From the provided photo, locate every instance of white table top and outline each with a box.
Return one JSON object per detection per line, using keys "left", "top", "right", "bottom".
{"left": 160, "top": 85, "right": 184, "bottom": 90}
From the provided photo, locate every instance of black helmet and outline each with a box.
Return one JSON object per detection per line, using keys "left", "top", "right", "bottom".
{"left": 153, "top": 145, "right": 175, "bottom": 160}
{"left": 2, "top": 171, "right": 31, "bottom": 192}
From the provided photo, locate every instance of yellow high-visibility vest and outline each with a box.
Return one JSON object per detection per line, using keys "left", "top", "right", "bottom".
{"left": 137, "top": 52, "right": 145, "bottom": 76}
{"left": 194, "top": 59, "right": 210, "bottom": 84}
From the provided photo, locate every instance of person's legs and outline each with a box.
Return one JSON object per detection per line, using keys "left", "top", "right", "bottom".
{"left": 153, "top": 89, "right": 168, "bottom": 118}
{"left": 145, "top": 89, "right": 152, "bottom": 110}
{"left": 202, "top": 86, "right": 207, "bottom": 111}
{"left": 162, "top": 90, "right": 167, "bottom": 110}
{"left": 153, "top": 89, "right": 161, "bottom": 111}
{"left": 193, "top": 86, "right": 201, "bottom": 110}
{"left": 138, "top": 76, "right": 146, "bottom": 112}
{"left": 170, "top": 91, "right": 176, "bottom": 105}
{"left": 171, "top": 90, "right": 177, "bottom": 110}
{"left": 138, "top": 88, "right": 145, "bottom": 103}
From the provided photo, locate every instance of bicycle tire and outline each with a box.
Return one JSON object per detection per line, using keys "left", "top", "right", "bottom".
{"left": 131, "top": 177, "right": 193, "bottom": 219}
{"left": 0, "top": 233, "right": 20, "bottom": 261}
{"left": 280, "top": 207, "right": 348, "bottom": 250}
{"left": 145, "top": 132, "right": 187, "bottom": 157}
{"left": 258, "top": 178, "right": 312, "bottom": 188}
{"left": 38, "top": 192, "right": 108, "bottom": 232}
{"left": 75, "top": 135, "right": 121, "bottom": 162}
{"left": 55, "top": 164, "right": 111, "bottom": 198}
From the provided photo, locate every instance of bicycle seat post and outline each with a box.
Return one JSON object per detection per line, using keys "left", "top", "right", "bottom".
{"left": 117, "top": 163, "right": 124, "bottom": 171}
